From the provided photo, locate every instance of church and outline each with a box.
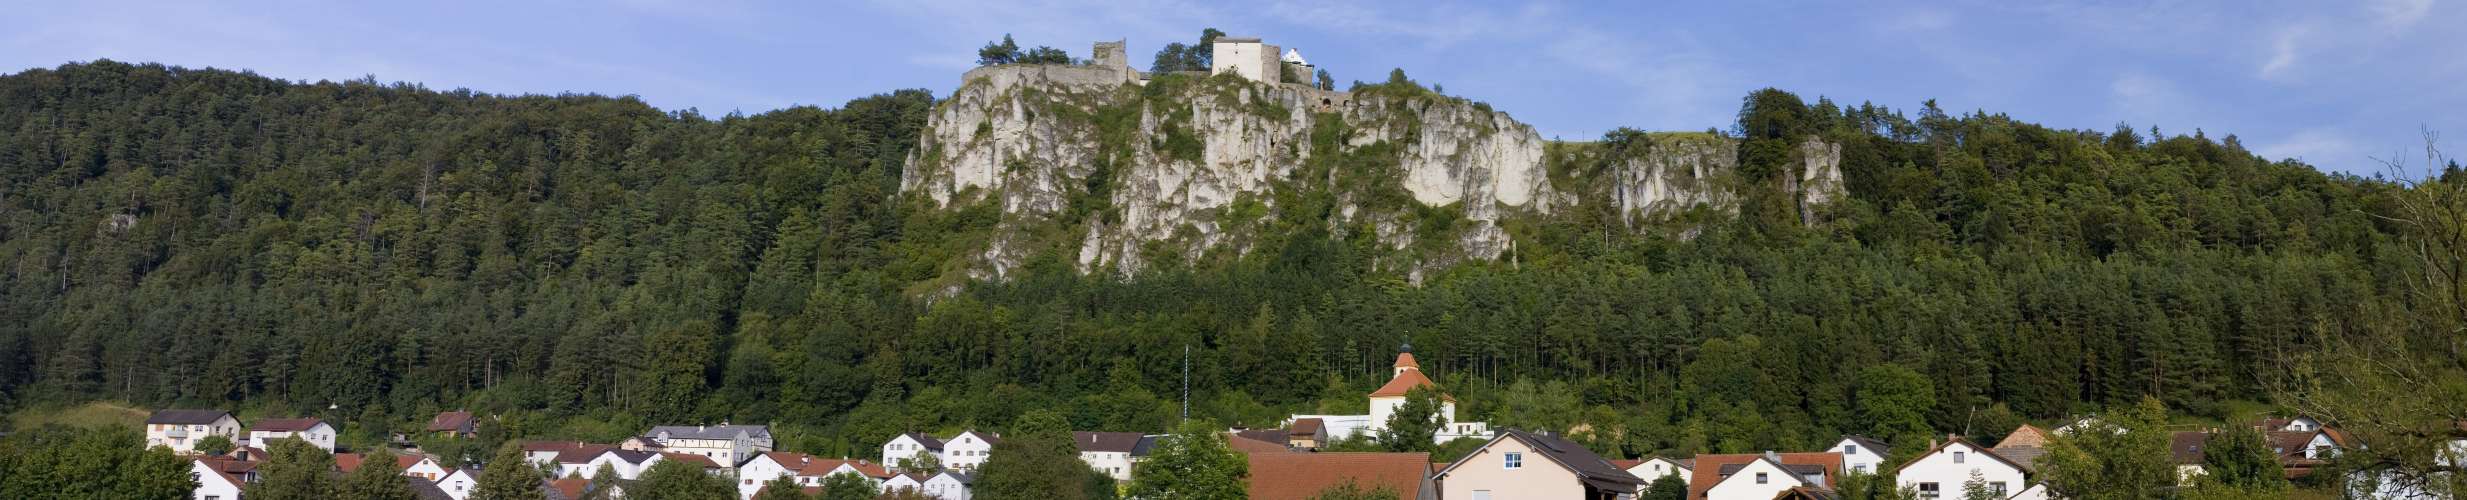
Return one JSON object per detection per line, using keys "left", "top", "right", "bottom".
{"left": 1287, "top": 345, "right": 1494, "bottom": 444}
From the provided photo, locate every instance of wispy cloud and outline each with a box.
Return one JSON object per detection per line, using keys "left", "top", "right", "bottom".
{"left": 2259, "top": 25, "right": 2309, "bottom": 80}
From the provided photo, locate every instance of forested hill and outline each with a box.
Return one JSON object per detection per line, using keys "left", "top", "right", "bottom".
{"left": 0, "top": 60, "right": 2448, "bottom": 459}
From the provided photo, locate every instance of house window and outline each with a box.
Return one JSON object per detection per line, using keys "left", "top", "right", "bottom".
{"left": 1953, "top": 451, "right": 1966, "bottom": 463}
{"left": 1853, "top": 464, "right": 1868, "bottom": 473}
{"left": 1917, "top": 482, "right": 1939, "bottom": 499}
{"left": 1471, "top": 490, "right": 1492, "bottom": 500}
{"left": 1503, "top": 452, "right": 1522, "bottom": 470}
{"left": 1844, "top": 444, "right": 1858, "bottom": 455}
{"left": 1990, "top": 482, "right": 2008, "bottom": 495}
{"left": 1755, "top": 472, "right": 1768, "bottom": 484}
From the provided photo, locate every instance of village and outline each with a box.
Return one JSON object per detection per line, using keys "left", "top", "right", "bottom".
{"left": 145, "top": 344, "right": 2465, "bottom": 500}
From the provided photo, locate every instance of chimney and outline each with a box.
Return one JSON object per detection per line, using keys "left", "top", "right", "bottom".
{"left": 1764, "top": 450, "right": 1780, "bottom": 463}
{"left": 699, "top": 425, "right": 707, "bottom": 432}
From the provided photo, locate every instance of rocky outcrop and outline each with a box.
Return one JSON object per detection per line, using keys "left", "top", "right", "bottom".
{"left": 901, "top": 64, "right": 1838, "bottom": 282}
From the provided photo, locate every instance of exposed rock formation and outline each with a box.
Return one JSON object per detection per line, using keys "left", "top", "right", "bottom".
{"left": 901, "top": 64, "right": 1839, "bottom": 282}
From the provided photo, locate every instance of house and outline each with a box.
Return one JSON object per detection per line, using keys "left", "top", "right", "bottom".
{"left": 2266, "top": 428, "right": 2349, "bottom": 478}
{"left": 2168, "top": 431, "right": 2209, "bottom": 483}
{"left": 190, "top": 458, "right": 250, "bottom": 500}
{"left": 148, "top": 409, "right": 243, "bottom": 454}
{"left": 2008, "top": 483, "right": 2053, "bottom": 500}
{"left": 740, "top": 451, "right": 817, "bottom": 499}
{"left": 333, "top": 452, "right": 449, "bottom": 481}
{"left": 1894, "top": 439, "right": 2028, "bottom": 500}
{"left": 246, "top": 418, "right": 337, "bottom": 452}
{"left": 581, "top": 449, "right": 667, "bottom": 480}
{"left": 436, "top": 467, "right": 481, "bottom": 500}
{"left": 1247, "top": 452, "right": 1436, "bottom": 500}
{"left": 1773, "top": 487, "right": 1842, "bottom": 500}
{"left": 1992, "top": 425, "right": 2054, "bottom": 473}
{"left": 882, "top": 432, "right": 945, "bottom": 471}
{"left": 800, "top": 457, "right": 894, "bottom": 485}
{"left": 2258, "top": 416, "right": 2324, "bottom": 433}
{"left": 1208, "top": 37, "right": 1279, "bottom": 82}
{"left": 1688, "top": 452, "right": 1842, "bottom": 500}
{"left": 1287, "top": 345, "right": 1492, "bottom": 444}
{"left": 640, "top": 424, "right": 773, "bottom": 467}
{"left": 1617, "top": 456, "right": 1694, "bottom": 486}
{"left": 1288, "top": 418, "right": 1327, "bottom": 450}
{"left": 1435, "top": 429, "right": 1645, "bottom": 500}
{"left": 940, "top": 431, "right": 999, "bottom": 471}
{"left": 1074, "top": 431, "right": 1145, "bottom": 481}
{"left": 426, "top": 411, "right": 478, "bottom": 439}
{"left": 1830, "top": 436, "right": 1892, "bottom": 475}
{"left": 1229, "top": 432, "right": 1296, "bottom": 454}
{"left": 521, "top": 441, "right": 614, "bottom": 474}
{"left": 885, "top": 471, "right": 975, "bottom": 500}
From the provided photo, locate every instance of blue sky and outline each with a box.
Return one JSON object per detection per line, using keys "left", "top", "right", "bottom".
{"left": 5, "top": 0, "right": 2460, "bottom": 175}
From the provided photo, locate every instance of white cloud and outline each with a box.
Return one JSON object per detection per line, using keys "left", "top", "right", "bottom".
{"left": 2259, "top": 25, "right": 2309, "bottom": 80}
{"left": 2257, "top": 129, "right": 2363, "bottom": 167}
{"left": 2368, "top": 0, "right": 2435, "bottom": 28}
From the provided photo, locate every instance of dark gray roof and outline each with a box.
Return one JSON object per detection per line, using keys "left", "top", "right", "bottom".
{"left": 603, "top": 450, "right": 660, "bottom": 464}
{"left": 900, "top": 432, "right": 946, "bottom": 450}
{"left": 409, "top": 477, "right": 453, "bottom": 500}
{"left": 1840, "top": 435, "right": 1891, "bottom": 456}
{"left": 1494, "top": 430, "right": 1646, "bottom": 491}
{"left": 1130, "top": 435, "right": 1163, "bottom": 457}
{"left": 1074, "top": 431, "right": 1147, "bottom": 453}
{"left": 939, "top": 470, "right": 976, "bottom": 484}
{"left": 648, "top": 425, "right": 770, "bottom": 440}
{"left": 147, "top": 409, "right": 232, "bottom": 425}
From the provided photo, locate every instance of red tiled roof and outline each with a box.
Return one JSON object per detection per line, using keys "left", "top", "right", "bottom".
{"left": 1229, "top": 434, "right": 1294, "bottom": 453}
{"left": 1394, "top": 353, "right": 1419, "bottom": 369}
{"left": 1609, "top": 459, "right": 1644, "bottom": 470}
{"left": 334, "top": 453, "right": 366, "bottom": 472}
{"left": 1687, "top": 453, "right": 1842, "bottom": 500}
{"left": 2170, "top": 431, "right": 2209, "bottom": 465}
{"left": 800, "top": 458, "right": 894, "bottom": 479}
{"left": 1997, "top": 425, "right": 2053, "bottom": 449}
{"left": 549, "top": 477, "right": 590, "bottom": 499}
{"left": 1367, "top": 369, "right": 1454, "bottom": 401}
{"left": 1246, "top": 452, "right": 1430, "bottom": 500}
{"left": 427, "top": 411, "right": 476, "bottom": 433}
{"left": 250, "top": 418, "right": 325, "bottom": 433}
{"left": 1289, "top": 419, "right": 1324, "bottom": 436}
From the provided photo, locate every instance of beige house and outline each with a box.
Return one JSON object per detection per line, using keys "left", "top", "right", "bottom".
{"left": 1435, "top": 430, "right": 1644, "bottom": 500}
{"left": 146, "top": 409, "right": 242, "bottom": 455}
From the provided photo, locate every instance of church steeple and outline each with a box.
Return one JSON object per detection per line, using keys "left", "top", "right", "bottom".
{"left": 1392, "top": 342, "right": 1419, "bottom": 377}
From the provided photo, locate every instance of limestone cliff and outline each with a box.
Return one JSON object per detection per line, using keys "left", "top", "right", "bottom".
{"left": 900, "top": 64, "right": 1841, "bottom": 283}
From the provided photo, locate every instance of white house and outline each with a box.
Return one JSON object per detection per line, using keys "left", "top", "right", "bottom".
{"left": 1831, "top": 436, "right": 1893, "bottom": 476}
{"left": 884, "top": 471, "right": 975, "bottom": 500}
{"left": 882, "top": 432, "right": 945, "bottom": 472}
{"left": 1894, "top": 439, "right": 2029, "bottom": 500}
{"left": 1074, "top": 431, "right": 1144, "bottom": 482}
{"left": 246, "top": 418, "right": 337, "bottom": 452}
{"left": 581, "top": 449, "right": 666, "bottom": 480}
{"left": 1287, "top": 346, "right": 1491, "bottom": 444}
{"left": 641, "top": 424, "right": 773, "bottom": 468}
{"left": 437, "top": 467, "right": 480, "bottom": 500}
{"left": 799, "top": 458, "right": 892, "bottom": 486}
{"left": 403, "top": 455, "right": 449, "bottom": 482}
{"left": 941, "top": 431, "right": 998, "bottom": 471}
{"left": 1623, "top": 456, "right": 1693, "bottom": 486}
{"left": 740, "top": 451, "right": 814, "bottom": 499}
{"left": 2260, "top": 416, "right": 2323, "bottom": 432}
{"left": 1701, "top": 454, "right": 1831, "bottom": 500}
{"left": 148, "top": 410, "right": 243, "bottom": 455}
{"left": 189, "top": 458, "right": 249, "bottom": 500}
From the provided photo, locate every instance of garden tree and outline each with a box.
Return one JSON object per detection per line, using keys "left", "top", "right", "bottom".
{"left": 818, "top": 472, "right": 878, "bottom": 500}
{"left": 977, "top": 34, "right": 1021, "bottom": 66}
{"left": 754, "top": 475, "right": 809, "bottom": 500}
{"left": 249, "top": 437, "right": 339, "bottom": 500}
{"left": 879, "top": 488, "right": 936, "bottom": 500}
{"left": 2281, "top": 138, "right": 2467, "bottom": 498}
{"left": 1378, "top": 386, "right": 1446, "bottom": 452}
{"left": 1640, "top": 473, "right": 1687, "bottom": 500}
{"left": 975, "top": 409, "right": 1094, "bottom": 499}
{"left": 1128, "top": 420, "right": 1249, "bottom": 499}
{"left": 632, "top": 459, "right": 735, "bottom": 500}
{"left": 2040, "top": 398, "right": 2174, "bottom": 499}
{"left": 1830, "top": 471, "right": 1913, "bottom": 500}
{"left": 0, "top": 426, "right": 194, "bottom": 500}
{"left": 1307, "top": 480, "right": 1399, "bottom": 500}
{"left": 1854, "top": 364, "right": 1936, "bottom": 443}
{"left": 2199, "top": 425, "right": 2284, "bottom": 491}
{"left": 1148, "top": 28, "right": 1223, "bottom": 72}
{"left": 194, "top": 434, "right": 235, "bottom": 456}
{"left": 341, "top": 448, "right": 421, "bottom": 500}
{"left": 1959, "top": 469, "right": 1996, "bottom": 500}
{"left": 897, "top": 449, "right": 943, "bottom": 474}
{"left": 473, "top": 443, "right": 547, "bottom": 500}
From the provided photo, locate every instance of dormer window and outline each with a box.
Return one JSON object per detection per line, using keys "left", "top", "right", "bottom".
{"left": 1844, "top": 444, "right": 1859, "bottom": 455}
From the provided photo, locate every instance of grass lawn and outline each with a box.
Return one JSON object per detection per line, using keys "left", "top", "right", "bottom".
{"left": 8, "top": 401, "right": 151, "bottom": 431}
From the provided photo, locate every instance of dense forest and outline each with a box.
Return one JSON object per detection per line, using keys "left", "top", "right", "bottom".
{"left": 0, "top": 60, "right": 2460, "bottom": 467}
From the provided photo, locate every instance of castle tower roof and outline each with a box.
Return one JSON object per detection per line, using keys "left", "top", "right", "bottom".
{"left": 1394, "top": 352, "right": 1419, "bottom": 370}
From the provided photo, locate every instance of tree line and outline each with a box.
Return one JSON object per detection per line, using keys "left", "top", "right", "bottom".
{"left": 0, "top": 60, "right": 2461, "bottom": 497}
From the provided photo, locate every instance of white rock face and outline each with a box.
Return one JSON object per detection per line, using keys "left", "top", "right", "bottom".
{"left": 901, "top": 65, "right": 1835, "bottom": 280}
